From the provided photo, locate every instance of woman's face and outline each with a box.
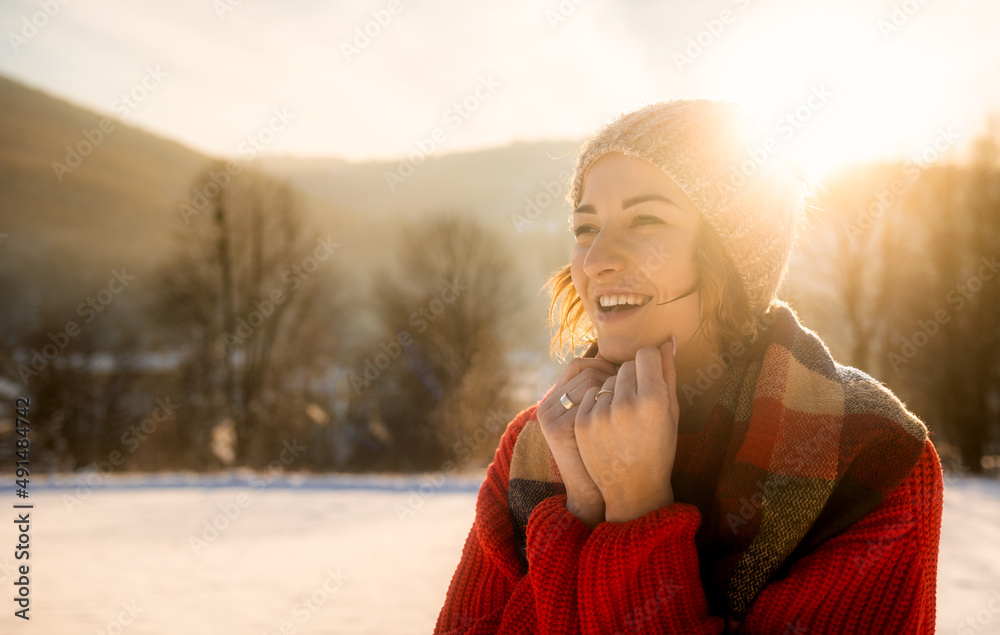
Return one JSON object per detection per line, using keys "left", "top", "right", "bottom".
{"left": 571, "top": 152, "right": 703, "bottom": 365}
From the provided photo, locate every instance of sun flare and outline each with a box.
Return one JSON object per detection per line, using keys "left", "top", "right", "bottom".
{"left": 700, "top": 5, "right": 960, "bottom": 179}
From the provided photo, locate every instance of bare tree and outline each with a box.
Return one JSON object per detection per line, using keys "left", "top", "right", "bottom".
{"left": 355, "top": 212, "right": 523, "bottom": 469}
{"left": 795, "top": 126, "right": 1000, "bottom": 473}
{"left": 151, "top": 161, "right": 343, "bottom": 467}
{"left": 898, "top": 128, "right": 1000, "bottom": 473}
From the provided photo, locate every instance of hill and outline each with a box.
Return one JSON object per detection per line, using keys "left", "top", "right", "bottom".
{"left": 0, "top": 74, "right": 578, "bottom": 287}
{"left": 0, "top": 73, "right": 581, "bottom": 356}
{"left": 0, "top": 74, "right": 210, "bottom": 277}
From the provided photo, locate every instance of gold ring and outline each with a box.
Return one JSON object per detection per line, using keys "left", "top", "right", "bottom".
{"left": 560, "top": 392, "right": 577, "bottom": 410}
{"left": 596, "top": 389, "right": 615, "bottom": 399}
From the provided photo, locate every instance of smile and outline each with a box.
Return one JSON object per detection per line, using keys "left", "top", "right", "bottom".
{"left": 597, "top": 293, "right": 652, "bottom": 313}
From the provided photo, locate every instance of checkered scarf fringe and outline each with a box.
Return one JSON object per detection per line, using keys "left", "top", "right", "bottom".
{"left": 507, "top": 301, "right": 928, "bottom": 619}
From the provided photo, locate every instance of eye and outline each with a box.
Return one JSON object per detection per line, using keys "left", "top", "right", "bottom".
{"left": 631, "top": 214, "right": 665, "bottom": 227}
{"left": 573, "top": 224, "right": 597, "bottom": 237}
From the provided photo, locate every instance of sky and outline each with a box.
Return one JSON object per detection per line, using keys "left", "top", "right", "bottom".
{"left": 2, "top": 0, "right": 999, "bottom": 179}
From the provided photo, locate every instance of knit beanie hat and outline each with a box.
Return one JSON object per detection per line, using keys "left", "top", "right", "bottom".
{"left": 569, "top": 99, "right": 806, "bottom": 315}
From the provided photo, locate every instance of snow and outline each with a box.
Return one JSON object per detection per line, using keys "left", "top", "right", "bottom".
{"left": 937, "top": 474, "right": 1000, "bottom": 634}
{"left": 1, "top": 471, "right": 998, "bottom": 634}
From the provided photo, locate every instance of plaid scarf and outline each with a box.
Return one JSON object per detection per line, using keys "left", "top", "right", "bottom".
{"left": 507, "top": 301, "right": 929, "bottom": 620}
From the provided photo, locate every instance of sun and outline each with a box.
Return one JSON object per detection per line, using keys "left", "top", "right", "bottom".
{"left": 699, "top": 4, "right": 957, "bottom": 180}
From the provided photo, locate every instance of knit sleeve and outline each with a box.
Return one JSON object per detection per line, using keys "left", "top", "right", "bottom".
{"left": 574, "top": 438, "right": 943, "bottom": 634}
{"left": 737, "top": 437, "right": 943, "bottom": 633}
{"left": 577, "top": 503, "right": 727, "bottom": 633}
{"left": 433, "top": 407, "right": 593, "bottom": 634}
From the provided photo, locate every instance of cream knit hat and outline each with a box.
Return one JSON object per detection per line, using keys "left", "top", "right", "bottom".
{"left": 569, "top": 99, "right": 806, "bottom": 315}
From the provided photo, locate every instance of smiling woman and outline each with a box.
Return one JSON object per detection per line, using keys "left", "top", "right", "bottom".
{"left": 434, "top": 100, "right": 943, "bottom": 634}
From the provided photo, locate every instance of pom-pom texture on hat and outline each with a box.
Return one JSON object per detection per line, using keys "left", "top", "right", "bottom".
{"left": 569, "top": 100, "right": 805, "bottom": 314}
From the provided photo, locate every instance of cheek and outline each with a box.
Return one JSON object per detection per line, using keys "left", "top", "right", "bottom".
{"left": 642, "top": 237, "right": 698, "bottom": 284}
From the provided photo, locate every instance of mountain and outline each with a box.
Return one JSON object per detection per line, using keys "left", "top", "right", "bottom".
{"left": 260, "top": 139, "right": 579, "bottom": 229}
{"left": 0, "top": 74, "right": 579, "bottom": 279}
{"left": 0, "top": 74, "right": 210, "bottom": 277}
{"left": 0, "top": 73, "right": 580, "bottom": 354}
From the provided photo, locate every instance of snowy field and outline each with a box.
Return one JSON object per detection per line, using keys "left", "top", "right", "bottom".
{"left": 0, "top": 470, "right": 998, "bottom": 634}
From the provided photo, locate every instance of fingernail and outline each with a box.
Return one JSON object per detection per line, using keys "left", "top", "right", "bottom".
{"left": 671, "top": 335, "right": 677, "bottom": 357}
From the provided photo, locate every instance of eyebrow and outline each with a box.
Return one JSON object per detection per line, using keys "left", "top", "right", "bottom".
{"left": 572, "top": 193, "right": 682, "bottom": 215}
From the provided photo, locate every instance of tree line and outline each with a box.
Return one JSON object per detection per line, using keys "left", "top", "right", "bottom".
{"left": 1, "top": 127, "right": 998, "bottom": 474}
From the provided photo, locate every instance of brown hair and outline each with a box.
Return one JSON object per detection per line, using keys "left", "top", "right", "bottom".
{"left": 545, "top": 220, "right": 764, "bottom": 360}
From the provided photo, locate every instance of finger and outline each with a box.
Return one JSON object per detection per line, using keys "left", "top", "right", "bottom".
{"left": 602, "top": 374, "right": 617, "bottom": 391}
{"left": 550, "top": 385, "right": 587, "bottom": 417}
{"left": 539, "top": 365, "right": 611, "bottom": 419}
{"left": 565, "top": 368, "right": 613, "bottom": 400}
{"left": 554, "top": 370, "right": 610, "bottom": 416}
{"left": 576, "top": 385, "right": 599, "bottom": 420}
{"left": 635, "top": 346, "right": 667, "bottom": 396}
{"left": 593, "top": 375, "right": 616, "bottom": 414}
{"left": 617, "top": 359, "right": 637, "bottom": 397}
{"left": 661, "top": 337, "right": 677, "bottom": 402}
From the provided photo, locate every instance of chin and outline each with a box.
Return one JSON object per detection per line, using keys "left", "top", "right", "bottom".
{"left": 598, "top": 334, "right": 671, "bottom": 364}
{"left": 596, "top": 339, "right": 640, "bottom": 365}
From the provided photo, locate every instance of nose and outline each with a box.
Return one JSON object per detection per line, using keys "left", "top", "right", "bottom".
{"left": 582, "top": 226, "right": 629, "bottom": 279}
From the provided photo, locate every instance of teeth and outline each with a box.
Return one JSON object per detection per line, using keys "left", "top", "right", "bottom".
{"left": 598, "top": 294, "right": 650, "bottom": 308}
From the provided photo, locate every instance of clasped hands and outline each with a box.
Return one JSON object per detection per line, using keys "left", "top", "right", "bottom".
{"left": 536, "top": 338, "right": 680, "bottom": 528}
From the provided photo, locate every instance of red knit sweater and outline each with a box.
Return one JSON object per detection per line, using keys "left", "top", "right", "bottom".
{"left": 434, "top": 404, "right": 943, "bottom": 634}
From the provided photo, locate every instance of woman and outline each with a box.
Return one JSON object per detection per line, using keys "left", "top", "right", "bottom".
{"left": 434, "top": 100, "right": 942, "bottom": 634}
